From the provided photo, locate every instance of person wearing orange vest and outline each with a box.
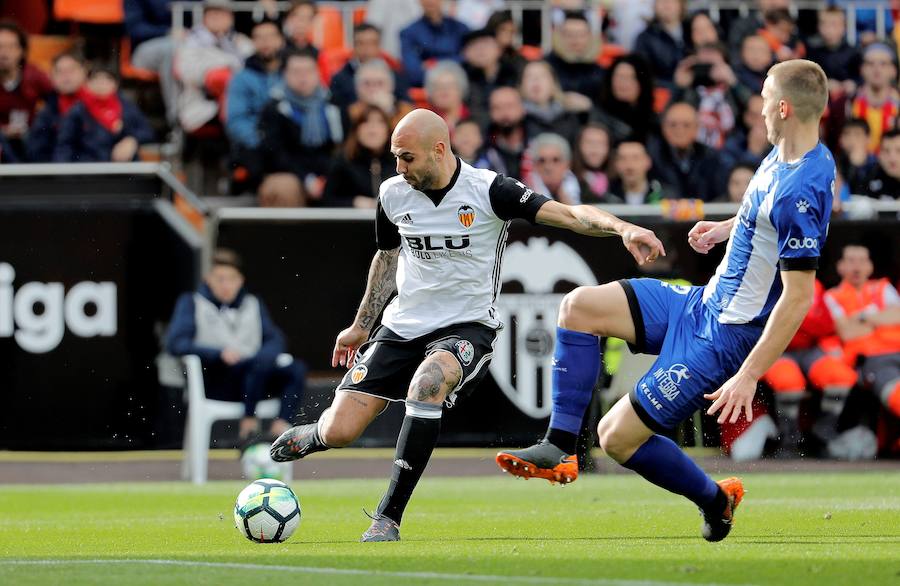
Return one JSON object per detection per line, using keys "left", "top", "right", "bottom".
{"left": 824, "top": 244, "right": 900, "bottom": 422}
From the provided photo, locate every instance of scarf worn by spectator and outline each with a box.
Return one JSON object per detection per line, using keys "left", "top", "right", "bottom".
{"left": 523, "top": 99, "right": 566, "bottom": 124}
{"left": 81, "top": 90, "right": 123, "bottom": 133}
{"left": 58, "top": 87, "right": 87, "bottom": 117}
{"left": 282, "top": 86, "right": 330, "bottom": 147}
{"left": 696, "top": 85, "right": 735, "bottom": 149}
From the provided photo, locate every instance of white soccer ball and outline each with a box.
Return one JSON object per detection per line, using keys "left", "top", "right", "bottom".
{"left": 234, "top": 479, "right": 301, "bottom": 543}
{"left": 241, "top": 443, "right": 287, "bottom": 481}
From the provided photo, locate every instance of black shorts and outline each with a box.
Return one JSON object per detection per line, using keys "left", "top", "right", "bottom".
{"left": 337, "top": 322, "right": 497, "bottom": 406}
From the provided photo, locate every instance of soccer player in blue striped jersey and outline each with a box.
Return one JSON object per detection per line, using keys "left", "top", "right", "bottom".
{"left": 498, "top": 60, "right": 835, "bottom": 541}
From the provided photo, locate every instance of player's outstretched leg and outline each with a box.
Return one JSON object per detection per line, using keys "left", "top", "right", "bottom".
{"left": 497, "top": 284, "right": 634, "bottom": 484}
{"left": 270, "top": 390, "right": 386, "bottom": 462}
{"left": 598, "top": 395, "right": 743, "bottom": 542}
{"left": 361, "top": 352, "right": 461, "bottom": 542}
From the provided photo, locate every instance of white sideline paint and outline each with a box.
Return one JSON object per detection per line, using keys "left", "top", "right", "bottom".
{"left": 0, "top": 559, "right": 756, "bottom": 586}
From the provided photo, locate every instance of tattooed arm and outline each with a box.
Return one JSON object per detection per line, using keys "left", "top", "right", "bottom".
{"left": 332, "top": 247, "right": 399, "bottom": 367}
{"left": 535, "top": 201, "right": 667, "bottom": 266}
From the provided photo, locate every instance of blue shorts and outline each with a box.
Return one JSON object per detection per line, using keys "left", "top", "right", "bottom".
{"left": 620, "top": 278, "right": 763, "bottom": 432}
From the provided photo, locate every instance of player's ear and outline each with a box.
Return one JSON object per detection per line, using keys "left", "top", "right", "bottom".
{"left": 434, "top": 140, "right": 446, "bottom": 161}
{"left": 780, "top": 99, "right": 791, "bottom": 120}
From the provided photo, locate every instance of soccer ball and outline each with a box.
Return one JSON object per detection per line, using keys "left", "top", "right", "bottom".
{"left": 234, "top": 479, "right": 301, "bottom": 543}
{"left": 241, "top": 443, "right": 287, "bottom": 480}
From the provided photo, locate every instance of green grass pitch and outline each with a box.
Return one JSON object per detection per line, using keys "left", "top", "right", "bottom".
{"left": 1, "top": 472, "right": 899, "bottom": 585}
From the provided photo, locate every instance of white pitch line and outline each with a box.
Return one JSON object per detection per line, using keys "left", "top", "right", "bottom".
{"left": 0, "top": 559, "right": 757, "bottom": 586}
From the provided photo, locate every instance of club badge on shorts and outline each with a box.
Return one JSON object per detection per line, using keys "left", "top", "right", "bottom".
{"left": 455, "top": 339, "right": 474, "bottom": 366}
{"left": 350, "top": 364, "right": 368, "bottom": 384}
{"left": 457, "top": 205, "right": 475, "bottom": 228}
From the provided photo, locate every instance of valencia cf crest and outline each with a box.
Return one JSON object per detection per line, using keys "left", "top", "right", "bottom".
{"left": 457, "top": 205, "right": 475, "bottom": 228}
{"left": 350, "top": 364, "right": 368, "bottom": 384}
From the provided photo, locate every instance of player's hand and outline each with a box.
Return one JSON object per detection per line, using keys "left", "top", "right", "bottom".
{"left": 332, "top": 324, "right": 369, "bottom": 368}
{"left": 688, "top": 220, "right": 730, "bottom": 254}
{"left": 621, "top": 226, "right": 666, "bottom": 266}
{"left": 704, "top": 371, "right": 758, "bottom": 424}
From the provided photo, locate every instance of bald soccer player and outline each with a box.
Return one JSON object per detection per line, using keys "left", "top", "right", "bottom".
{"left": 270, "top": 109, "right": 665, "bottom": 541}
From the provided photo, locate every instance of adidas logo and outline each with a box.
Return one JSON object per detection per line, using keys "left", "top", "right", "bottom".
{"left": 399, "top": 213, "right": 414, "bottom": 225}
{"left": 796, "top": 199, "right": 810, "bottom": 213}
{"left": 394, "top": 458, "right": 412, "bottom": 470}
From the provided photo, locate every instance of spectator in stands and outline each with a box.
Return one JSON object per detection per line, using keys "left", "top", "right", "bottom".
{"left": 283, "top": 0, "right": 319, "bottom": 57}
{"left": 686, "top": 11, "right": 722, "bottom": 53}
{"left": 26, "top": 51, "right": 87, "bottom": 163}
{"left": 734, "top": 34, "right": 772, "bottom": 94}
{"left": 323, "top": 104, "right": 395, "bottom": 208}
{"left": 726, "top": 0, "right": 788, "bottom": 64}
{"left": 672, "top": 42, "right": 750, "bottom": 149}
{"left": 594, "top": 54, "right": 657, "bottom": 143}
{"left": 824, "top": 244, "right": 900, "bottom": 424}
{"left": 723, "top": 163, "right": 754, "bottom": 203}
{"left": 365, "top": 0, "right": 422, "bottom": 60}
{"left": 54, "top": 66, "right": 154, "bottom": 163}
{"left": 347, "top": 59, "right": 414, "bottom": 130}
{"left": 573, "top": 123, "right": 612, "bottom": 201}
{"left": 330, "top": 24, "right": 410, "bottom": 112}
{"left": 807, "top": 6, "right": 860, "bottom": 92}
{"left": 125, "top": 0, "right": 198, "bottom": 125}
{"left": 721, "top": 94, "right": 771, "bottom": 170}
{"left": 399, "top": 0, "right": 469, "bottom": 88}
{"left": 759, "top": 8, "right": 805, "bottom": 62}
{"left": 526, "top": 132, "right": 591, "bottom": 204}
{"left": 0, "top": 21, "right": 51, "bottom": 157}
{"left": 461, "top": 28, "right": 518, "bottom": 127}
{"left": 257, "top": 49, "right": 343, "bottom": 207}
{"left": 166, "top": 248, "right": 307, "bottom": 443}
{"left": 175, "top": 0, "right": 253, "bottom": 132}
{"left": 485, "top": 10, "right": 527, "bottom": 79}
{"left": 483, "top": 86, "right": 527, "bottom": 178}
{"left": 425, "top": 60, "right": 469, "bottom": 130}
{"left": 863, "top": 128, "right": 900, "bottom": 199}
{"left": 648, "top": 101, "right": 723, "bottom": 201}
{"left": 842, "top": 44, "right": 899, "bottom": 154}
{"left": 545, "top": 11, "right": 604, "bottom": 113}
{"left": 226, "top": 18, "right": 285, "bottom": 191}
{"left": 520, "top": 60, "right": 579, "bottom": 143}
{"left": 633, "top": 0, "right": 687, "bottom": 88}
{"left": 608, "top": 139, "right": 672, "bottom": 204}
{"left": 452, "top": 118, "right": 490, "bottom": 168}
{"left": 838, "top": 118, "right": 879, "bottom": 195}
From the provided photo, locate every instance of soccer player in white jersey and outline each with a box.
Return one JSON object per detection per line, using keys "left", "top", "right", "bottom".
{"left": 270, "top": 109, "right": 666, "bottom": 541}
{"left": 498, "top": 60, "right": 835, "bottom": 542}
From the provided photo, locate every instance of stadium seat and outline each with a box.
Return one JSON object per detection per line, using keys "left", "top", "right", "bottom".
{"left": 180, "top": 355, "right": 290, "bottom": 484}
{"left": 519, "top": 45, "right": 543, "bottom": 61}
{"left": 119, "top": 37, "right": 160, "bottom": 82}
{"left": 313, "top": 6, "right": 346, "bottom": 52}
{"left": 53, "top": 0, "right": 124, "bottom": 24}
{"left": 27, "top": 35, "right": 77, "bottom": 74}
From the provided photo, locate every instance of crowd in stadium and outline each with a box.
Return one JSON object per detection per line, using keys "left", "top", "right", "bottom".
{"left": 1, "top": 0, "right": 899, "bottom": 460}
{"left": 0, "top": 0, "right": 898, "bottom": 207}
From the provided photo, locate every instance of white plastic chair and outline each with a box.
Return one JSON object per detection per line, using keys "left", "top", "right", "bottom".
{"left": 180, "top": 355, "right": 289, "bottom": 484}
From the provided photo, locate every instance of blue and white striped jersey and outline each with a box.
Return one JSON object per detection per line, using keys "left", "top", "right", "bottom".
{"left": 702, "top": 143, "right": 835, "bottom": 326}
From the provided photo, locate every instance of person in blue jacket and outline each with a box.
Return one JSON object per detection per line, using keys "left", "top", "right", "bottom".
{"left": 399, "top": 0, "right": 468, "bottom": 87}
{"left": 166, "top": 249, "right": 307, "bottom": 442}
{"left": 26, "top": 51, "right": 87, "bottom": 162}
{"left": 53, "top": 66, "right": 154, "bottom": 163}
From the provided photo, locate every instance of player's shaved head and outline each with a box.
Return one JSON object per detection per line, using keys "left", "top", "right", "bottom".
{"left": 391, "top": 109, "right": 457, "bottom": 191}
{"left": 393, "top": 108, "right": 451, "bottom": 150}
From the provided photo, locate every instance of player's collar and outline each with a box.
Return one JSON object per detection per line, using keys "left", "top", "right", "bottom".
{"left": 421, "top": 156, "right": 462, "bottom": 206}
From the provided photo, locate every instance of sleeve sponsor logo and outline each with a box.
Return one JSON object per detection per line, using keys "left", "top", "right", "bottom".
{"left": 787, "top": 237, "right": 818, "bottom": 250}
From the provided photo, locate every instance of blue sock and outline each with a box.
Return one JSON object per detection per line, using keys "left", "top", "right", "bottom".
{"left": 622, "top": 435, "right": 720, "bottom": 508}
{"left": 546, "top": 327, "right": 601, "bottom": 454}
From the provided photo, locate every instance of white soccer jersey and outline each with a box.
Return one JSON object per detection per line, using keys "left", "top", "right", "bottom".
{"left": 376, "top": 158, "right": 550, "bottom": 339}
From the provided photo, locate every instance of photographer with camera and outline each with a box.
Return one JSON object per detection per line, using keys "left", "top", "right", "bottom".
{"left": 672, "top": 42, "right": 752, "bottom": 150}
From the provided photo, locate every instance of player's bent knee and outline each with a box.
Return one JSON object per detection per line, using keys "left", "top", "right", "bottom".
{"left": 558, "top": 287, "right": 596, "bottom": 330}
{"left": 597, "top": 422, "right": 632, "bottom": 463}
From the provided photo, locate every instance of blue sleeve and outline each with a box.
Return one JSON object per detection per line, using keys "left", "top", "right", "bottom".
{"left": 771, "top": 173, "right": 833, "bottom": 271}
{"left": 255, "top": 299, "right": 286, "bottom": 364}
{"left": 25, "top": 107, "right": 56, "bottom": 162}
{"left": 225, "top": 73, "right": 259, "bottom": 148}
{"left": 165, "top": 293, "right": 223, "bottom": 361}
{"left": 400, "top": 24, "right": 425, "bottom": 87}
{"left": 122, "top": 99, "right": 155, "bottom": 145}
